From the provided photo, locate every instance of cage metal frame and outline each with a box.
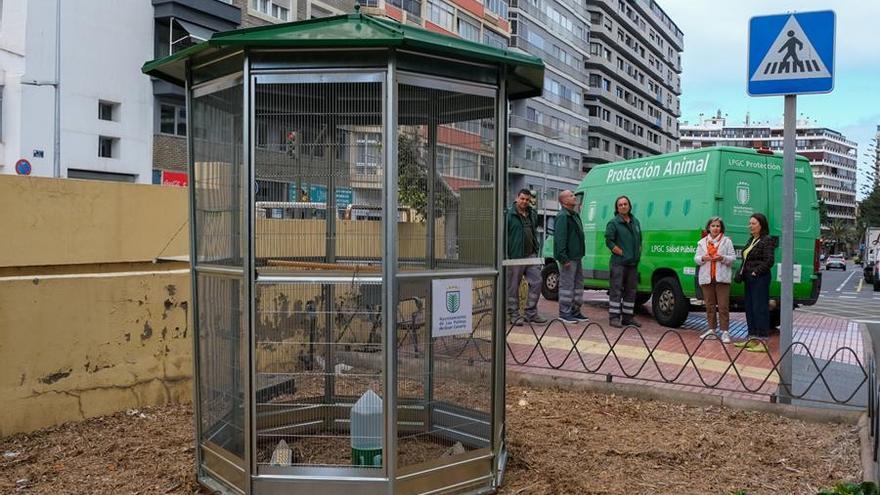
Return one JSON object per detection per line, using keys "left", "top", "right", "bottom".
{"left": 184, "top": 46, "right": 512, "bottom": 495}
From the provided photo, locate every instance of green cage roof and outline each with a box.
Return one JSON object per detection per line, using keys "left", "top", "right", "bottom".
{"left": 142, "top": 11, "right": 544, "bottom": 99}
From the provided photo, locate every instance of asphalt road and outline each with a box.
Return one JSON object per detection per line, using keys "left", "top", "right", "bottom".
{"left": 799, "top": 261, "right": 880, "bottom": 323}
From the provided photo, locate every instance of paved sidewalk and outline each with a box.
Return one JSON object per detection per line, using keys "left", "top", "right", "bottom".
{"left": 506, "top": 293, "right": 867, "bottom": 407}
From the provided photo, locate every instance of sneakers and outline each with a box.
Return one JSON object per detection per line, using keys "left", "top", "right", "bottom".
{"left": 508, "top": 314, "right": 524, "bottom": 326}
{"left": 720, "top": 331, "right": 731, "bottom": 344}
{"left": 699, "top": 329, "right": 717, "bottom": 340}
{"left": 527, "top": 315, "right": 549, "bottom": 324}
{"left": 608, "top": 317, "right": 623, "bottom": 328}
{"left": 734, "top": 339, "right": 767, "bottom": 352}
{"left": 558, "top": 312, "right": 579, "bottom": 324}
{"left": 745, "top": 340, "right": 768, "bottom": 353}
{"left": 571, "top": 311, "right": 590, "bottom": 322}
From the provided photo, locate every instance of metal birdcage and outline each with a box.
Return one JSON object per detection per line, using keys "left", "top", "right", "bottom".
{"left": 143, "top": 11, "right": 543, "bottom": 495}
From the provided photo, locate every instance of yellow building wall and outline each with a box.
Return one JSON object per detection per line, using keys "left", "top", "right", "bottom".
{"left": 0, "top": 175, "right": 188, "bottom": 268}
{"left": 0, "top": 175, "right": 193, "bottom": 436}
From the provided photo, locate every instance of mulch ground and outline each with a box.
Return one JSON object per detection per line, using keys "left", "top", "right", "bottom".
{"left": 0, "top": 386, "right": 861, "bottom": 494}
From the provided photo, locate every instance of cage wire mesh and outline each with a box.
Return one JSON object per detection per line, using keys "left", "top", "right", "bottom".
{"left": 252, "top": 80, "right": 386, "bottom": 468}
{"left": 191, "top": 68, "right": 503, "bottom": 483}
{"left": 394, "top": 81, "right": 497, "bottom": 468}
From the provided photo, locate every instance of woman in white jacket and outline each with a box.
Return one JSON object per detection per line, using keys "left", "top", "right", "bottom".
{"left": 694, "top": 217, "right": 736, "bottom": 343}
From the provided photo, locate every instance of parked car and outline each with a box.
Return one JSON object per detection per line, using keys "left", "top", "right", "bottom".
{"left": 825, "top": 254, "right": 846, "bottom": 271}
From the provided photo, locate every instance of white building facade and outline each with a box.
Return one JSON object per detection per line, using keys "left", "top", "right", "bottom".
{"left": 0, "top": 0, "right": 155, "bottom": 182}
{"left": 680, "top": 113, "right": 859, "bottom": 225}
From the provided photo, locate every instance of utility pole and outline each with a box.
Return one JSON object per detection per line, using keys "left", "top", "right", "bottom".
{"left": 53, "top": 0, "right": 61, "bottom": 177}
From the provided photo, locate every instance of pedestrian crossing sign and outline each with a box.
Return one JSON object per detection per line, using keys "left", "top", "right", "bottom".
{"left": 748, "top": 10, "right": 835, "bottom": 96}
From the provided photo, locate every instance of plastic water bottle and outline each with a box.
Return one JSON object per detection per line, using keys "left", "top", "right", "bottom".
{"left": 350, "top": 389, "right": 383, "bottom": 467}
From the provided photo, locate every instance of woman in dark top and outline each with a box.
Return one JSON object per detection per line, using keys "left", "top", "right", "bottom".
{"left": 735, "top": 213, "right": 775, "bottom": 352}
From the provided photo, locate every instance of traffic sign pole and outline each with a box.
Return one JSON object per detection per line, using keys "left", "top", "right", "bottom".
{"left": 779, "top": 94, "right": 796, "bottom": 404}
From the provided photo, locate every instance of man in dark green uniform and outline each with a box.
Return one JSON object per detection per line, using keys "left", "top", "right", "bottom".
{"left": 604, "top": 195, "right": 642, "bottom": 328}
{"left": 506, "top": 189, "right": 547, "bottom": 325}
{"left": 554, "top": 190, "right": 589, "bottom": 323}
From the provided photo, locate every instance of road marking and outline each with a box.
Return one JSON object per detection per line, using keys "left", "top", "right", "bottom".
{"left": 856, "top": 278, "right": 864, "bottom": 292}
{"left": 853, "top": 319, "right": 880, "bottom": 324}
{"left": 836, "top": 270, "right": 857, "bottom": 291}
{"left": 841, "top": 291, "right": 859, "bottom": 295}
{"left": 838, "top": 296, "right": 857, "bottom": 299}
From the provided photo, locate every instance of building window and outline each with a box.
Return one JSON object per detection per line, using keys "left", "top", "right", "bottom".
{"left": 272, "top": 3, "right": 290, "bottom": 20}
{"left": 253, "top": 0, "right": 270, "bottom": 15}
{"left": 160, "top": 104, "right": 187, "bottom": 136}
{"left": 483, "top": 28, "right": 506, "bottom": 49}
{"left": 485, "top": 0, "right": 508, "bottom": 18}
{"left": 69, "top": 168, "right": 135, "bottom": 183}
{"left": 457, "top": 15, "right": 480, "bottom": 42}
{"left": 388, "top": 0, "right": 422, "bottom": 18}
{"left": 355, "top": 133, "right": 381, "bottom": 174}
{"left": 98, "top": 136, "right": 119, "bottom": 159}
{"left": 426, "top": 0, "right": 454, "bottom": 30}
{"left": 98, "top": 100, "right": 118, "bottom": 122}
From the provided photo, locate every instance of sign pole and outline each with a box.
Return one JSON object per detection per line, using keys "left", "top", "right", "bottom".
{"left": 779, "top": 94, "right": 796, "bottom": 404}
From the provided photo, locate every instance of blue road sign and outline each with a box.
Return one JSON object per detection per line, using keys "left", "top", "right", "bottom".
{"left": 748, "top": 10, "right": 835, "bottom": 96}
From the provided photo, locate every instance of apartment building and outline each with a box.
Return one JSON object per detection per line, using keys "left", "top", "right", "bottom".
{"left": 506, "top": 0, "right": 590, "bottom": 234}
{"left": 0, "top": 1, "right": 155, "bottom": 182}
{"left": 584, "top": 0, "right": 682, "bottom": 168}
{"left": 680, "top": 113, "right": 859, "bottom": 225}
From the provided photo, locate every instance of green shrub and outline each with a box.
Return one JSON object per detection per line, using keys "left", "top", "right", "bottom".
{"left": 817, "top": 482, "right": 880, "bottom": 495}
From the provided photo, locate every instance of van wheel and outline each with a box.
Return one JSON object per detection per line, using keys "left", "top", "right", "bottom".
{"left": 651, "top": 276, "right": 689, "bottom": 328}
{"left": 635, "top": 293, "right": 651, "bottom": 306}
{"left": 541, "top": 264, "right": 559, "bottom": 301}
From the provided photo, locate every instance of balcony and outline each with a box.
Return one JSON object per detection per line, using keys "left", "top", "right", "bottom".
{"left": 509, "top": 115, "right": 591, "bottom": 151}
{"left": 512, "top": 0, "right": 589, "bottom": 46}
{"left": 509, "top": 156, "right": 584, "bottom": 181}
{"left": 540, "top": 90, "right": 583, "bottom": 114}
{"left": 513, "top": 37, "right": 588, "bottom": 86}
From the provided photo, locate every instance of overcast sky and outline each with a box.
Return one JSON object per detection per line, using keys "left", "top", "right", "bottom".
{"left": 660, "top": 0, "right": 880, "bottom": 195}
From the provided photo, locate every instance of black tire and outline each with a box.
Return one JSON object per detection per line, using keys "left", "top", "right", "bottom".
{"left": 874, "top": 279, "right": 880, "bottom": 292}
{"left": 651, "top": 276, "right": 689, "bottom": 328}
{"left": 541, "top": 264, "right": 559, "bottom": 301}
{"left": 635, "top": 293, "right": 651, "bottom": 306}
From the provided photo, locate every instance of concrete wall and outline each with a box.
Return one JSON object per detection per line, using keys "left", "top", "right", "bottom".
{"left": 0, "top": 175, "right": 191, "bottom": 436}
{"left": 0, "top": 175, "right": 188, "bottom": 268}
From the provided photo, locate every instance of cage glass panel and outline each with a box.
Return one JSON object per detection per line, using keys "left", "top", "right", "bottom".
{"left": 192, "top": 83, "right": 244, "bottom": 267}
{"left": 395, "top": 277, "right": 495, "bottom": 468}
{"left": 252, "top": 79, "right": 384, "bottom": 273}
{"left": 197, "top": 273, "right": 246, "bottom": 491}
{"left": 396, "top": 81, "right": 496, "bottom": 271}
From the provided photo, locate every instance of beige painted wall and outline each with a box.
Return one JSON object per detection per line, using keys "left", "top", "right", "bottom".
{"left": 0, "top": 175, "right": 193, "bottom": 436}
{"left": 0, "top": 175, "right": 188, "bottom": 268}
{"left": 0, "top": 269, "right": 192, "bottom": 436}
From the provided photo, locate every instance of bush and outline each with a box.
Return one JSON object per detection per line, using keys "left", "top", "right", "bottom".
{"left": 818, "top": 482, "right": 880, "bottom": 495}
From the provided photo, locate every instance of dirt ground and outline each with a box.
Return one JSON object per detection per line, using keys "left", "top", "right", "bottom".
{"left": 0, "top": 386, "right": 861, "bottom": 495}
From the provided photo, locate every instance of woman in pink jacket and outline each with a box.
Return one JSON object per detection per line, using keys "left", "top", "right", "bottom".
{"left": 694, "top": 217, "right": 736, "bottom": 343}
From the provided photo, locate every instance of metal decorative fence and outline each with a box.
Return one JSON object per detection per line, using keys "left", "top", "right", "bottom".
{"left": 504, "top": 319, "right": 867, "bottom": 406}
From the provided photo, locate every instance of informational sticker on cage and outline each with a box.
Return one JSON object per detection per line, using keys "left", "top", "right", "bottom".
{"left": 776, "top": 263, "right": 802, "bottom": 283}
{"left": 432, "top": 278, "right": 473, "bottom": 338}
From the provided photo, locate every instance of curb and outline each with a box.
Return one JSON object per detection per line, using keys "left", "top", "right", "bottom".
{"left": 859, "top": 413, "right": 876, "bottom": 483}
{"left": 507, "top": 369, "right": 863, "bottom": 425}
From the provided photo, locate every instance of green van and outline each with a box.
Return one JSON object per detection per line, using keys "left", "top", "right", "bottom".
{"left": 541, "top": 146, "right": 822, "bottom": 328}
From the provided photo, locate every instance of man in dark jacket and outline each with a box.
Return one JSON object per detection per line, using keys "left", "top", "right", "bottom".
{"left": 506, "top": 189, "right": 547, "bottom": 325}
{"left": 554, "top": 190, "right": 589, "bottom": 323}
{"left": 604, "top": 195, "right": 642, "bottom": 328}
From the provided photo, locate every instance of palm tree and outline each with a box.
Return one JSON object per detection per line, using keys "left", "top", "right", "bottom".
{"left": 828, "top": 219, "right": 848, "bottom": 255}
